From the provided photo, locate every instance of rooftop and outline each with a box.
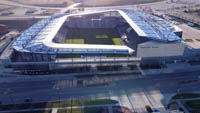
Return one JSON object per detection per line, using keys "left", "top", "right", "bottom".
{"left": 13, "top": 9, "right": 181, "bottom": 54}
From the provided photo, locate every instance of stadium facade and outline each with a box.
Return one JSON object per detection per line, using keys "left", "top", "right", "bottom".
{"left": 2, "top": 9, "right": 185, "bottom": 72}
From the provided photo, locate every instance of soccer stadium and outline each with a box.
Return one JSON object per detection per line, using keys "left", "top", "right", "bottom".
{"left": 4, "top": 9, "right": 185, "bottom": 72}
{"left": 11, "top": 9, "right": 185, "bottom": 63}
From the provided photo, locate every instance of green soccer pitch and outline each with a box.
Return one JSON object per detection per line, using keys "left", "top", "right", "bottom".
{"left": 65, "top": 28, "right": 123, "bottom": 45}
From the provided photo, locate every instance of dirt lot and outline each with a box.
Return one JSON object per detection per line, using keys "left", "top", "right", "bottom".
{"left": 0, "top": 19, "right": 39, "bottom": 32}
{"left": 82, "top": 0, "right": 165, "bottom": 7}
{"left": 178, "top": 24, "right": 200, "bottom": 40}
{"left": 187, "top": 10, "right": 200, "bottom": 18}
{"left": 178, "top": 24, "right": 200, "bottom": 49}
{"left": 9, "top": 0, "right": 74, "bottom": 7}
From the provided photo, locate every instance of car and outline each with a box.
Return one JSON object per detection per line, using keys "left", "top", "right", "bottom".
{"left": 187, "top": 22, "right": 195, "bottom": 27}
{"left": 24, "top": 98, "right": 32, "bottom": 103}
{"left": 154, "top": 109, "right": 160, "bottom": 112}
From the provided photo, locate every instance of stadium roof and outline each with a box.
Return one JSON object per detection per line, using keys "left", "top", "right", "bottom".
{"left": 13, "top": 9, "right": 181, "bottom": 54}
{"left": 119, "top": 9, "right": 181, "bottom": 42}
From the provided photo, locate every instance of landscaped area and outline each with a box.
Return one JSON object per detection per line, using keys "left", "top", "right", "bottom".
{"left": 0, "top": 99, "right": 118, "bottom": 113}
{"left": 83, "top": 99, "right": 118, "bottom": 106}
{"left": 184, "top": 39, "right": 193, "bottom": 42}
{"left": 186, "top": 100, "right": 200, "bottom": 109}
{"left": 172, "top": 93, "right": 200, "bottom": 99}
{"left": 184, "top": 100, "right": 200, "bottom": 113}
{"left": 58, "top": 107, "right": 109, "bottom": 113}
{"left": 6, "top": 110, "right": 51, "bottom": 113}
{"left": 58, "top": 108, "right": 82, "bottom": 113}
{"left": 171, "top": 93, "right": 200, "bottom": 113}
{"left": 66, "top": 28, "right": 123, "bottom": 45}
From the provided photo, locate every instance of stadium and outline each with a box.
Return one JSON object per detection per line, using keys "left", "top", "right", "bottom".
{"left": 12, "top": 9, "right": 184, "bottom": 61}
{"left": 5, "top": 9, "right": 185, "bottom": 72}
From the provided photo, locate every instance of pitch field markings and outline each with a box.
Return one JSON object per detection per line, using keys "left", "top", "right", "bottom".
{"left": 96, "top": 34, "right": 108, "bottom": 39}
{"left": 112, "top": 38, "right": 123, "bottom": 45}
{"left": 66, "top": 39, "right": 85, "bottom": 44}
{"left": 66, "top": 28, "right": 123, "bottom": 45}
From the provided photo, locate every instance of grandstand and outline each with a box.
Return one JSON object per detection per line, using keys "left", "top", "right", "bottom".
{"left": 11, "top": 9, "right": 184, "bottom": 63}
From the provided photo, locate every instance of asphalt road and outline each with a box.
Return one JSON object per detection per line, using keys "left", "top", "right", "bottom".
{"left": 0, "top": 1, "right": 80, "bottom": 20}
{"left": 0, "top": 0, "right": 66, "bottom": 10}
{"left": 0, "top": 71, "right": 200, "bottom": 109}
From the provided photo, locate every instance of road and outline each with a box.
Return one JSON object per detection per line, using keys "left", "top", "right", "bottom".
{"left": 0, "top": 71, "right": 200, "bottom": 112}
{"left": 0, "top": 0, "right": 68, "bottom": 10}
{"left": 0, "top": 0, "right": 80, "bottom": 12}
{"left": 0, "top": 16, "right": 49, "bottom": 20}
{"left": 0, "top": 1, "right": 80, "bottom": 20}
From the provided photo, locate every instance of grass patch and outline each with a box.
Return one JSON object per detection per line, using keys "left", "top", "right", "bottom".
{"left": 83, "top": 99, "right": 118, "bottom": 106}
{"left": 84, "top": 107, "right": 107, "bottom": 113}
{"left": 112, "top": 38, "right": 123, "bottom": 45}
{"left": 58, "top": 107, "right": 106, "bottom": 113}
{"left": 52, "top": 101, "right": 61, "bottom": 108}
{"left": 6, "top": 110, "right": 51, "bottom": 113}
{"left": 66, "top": 28, "right": 120, "bottom": 45}
{"left": 58, "top": 108, "right": 82, "bottom": 113}
{"left": 190, "top": 110, "right": 200, "bottom": 113}
{"left": 145, "top": 105, "right": 153, "bottom": 113}
{"left": 185, "top": 100, "right": 200, "bottom": 109}
{"left": 96, "top": 34, "right": 108, "bottom": 38}
{"left": 32, "top": 102, "right": 48, "bottom": 109}
{"left": 66, "top": 39, "right": 84, "bottom": 44}
{"left": 67, "top": 99, "right": 81, "bottom": 106}
{"left": 184, "top": 39, "right": 193, "bottom": 42}
{"left": 45, "top": 102, "right": 52, "bottom": 108}
{"left": 172, "top": 93, "right": 200, "bottom": 99}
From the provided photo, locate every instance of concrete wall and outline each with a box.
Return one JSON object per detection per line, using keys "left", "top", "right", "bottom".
{"left": 137, "top": 42, "right": 185, "bottom": 57}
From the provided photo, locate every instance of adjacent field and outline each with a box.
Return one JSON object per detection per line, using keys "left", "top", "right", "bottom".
{"left": 66, "top": 28, "right": 123, "bottom": 45}
{"left": 0, "top": 99, "right": 116, "bottom": 113}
